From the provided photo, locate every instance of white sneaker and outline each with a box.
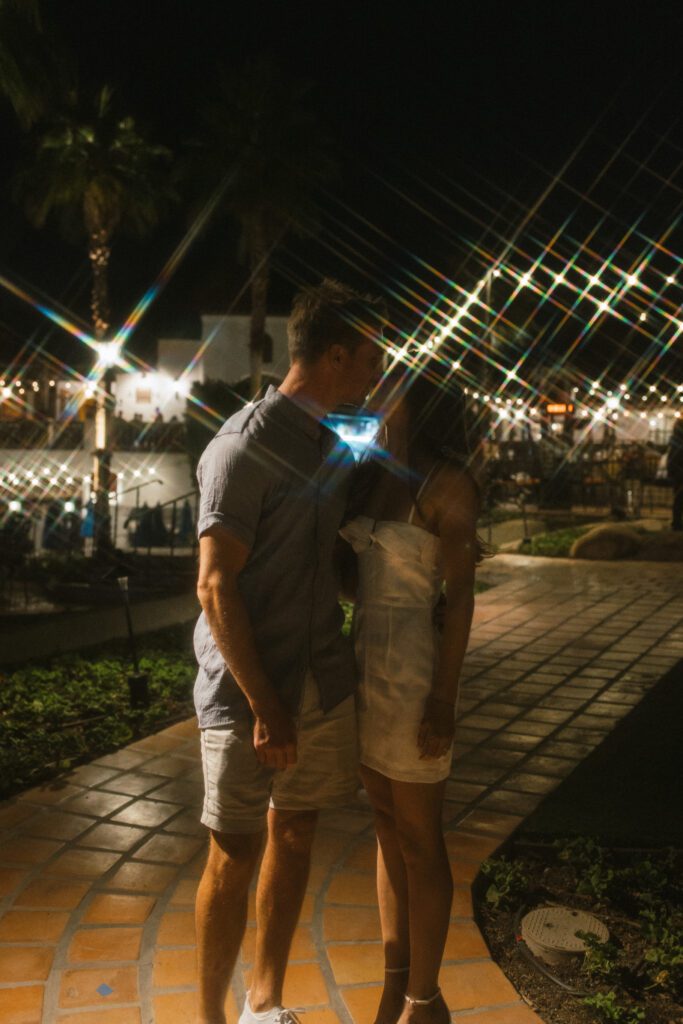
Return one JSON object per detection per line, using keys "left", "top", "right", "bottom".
{"left": 238, "top": 993, "right": 302, "bottom": 1024}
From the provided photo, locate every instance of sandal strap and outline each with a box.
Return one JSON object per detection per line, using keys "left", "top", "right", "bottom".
{"left": 405, "top": 988, "right": 441, "bottom": 1006}
{"left": 385, "top": 966, "right": 410, "bottom": 973}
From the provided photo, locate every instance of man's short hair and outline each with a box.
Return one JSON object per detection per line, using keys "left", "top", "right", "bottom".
{"left": 287, "top": 278, "right": 387, "bottom": 364}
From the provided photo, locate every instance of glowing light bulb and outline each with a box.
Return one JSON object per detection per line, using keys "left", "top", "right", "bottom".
{"left": 666, "top": 275, "right": 675, "bottom": 284}
{"left": 626, "top": 274, "right": 639, "bottom": 286}
{"left": 639, "top": 313, "right": 647, "bottom": 322}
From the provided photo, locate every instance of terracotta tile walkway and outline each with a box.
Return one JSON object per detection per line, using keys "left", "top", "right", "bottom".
{"left": 1, "top": 554, "right": 682, "bottom": 1024}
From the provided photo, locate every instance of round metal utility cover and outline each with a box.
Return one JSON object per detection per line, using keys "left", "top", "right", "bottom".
{"left": 521, "top": 906, "right": 609, "bottom": 966}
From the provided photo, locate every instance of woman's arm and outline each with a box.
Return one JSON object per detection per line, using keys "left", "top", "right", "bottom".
{"left": 418, "top": 468, "right": 478, "bottom": 759}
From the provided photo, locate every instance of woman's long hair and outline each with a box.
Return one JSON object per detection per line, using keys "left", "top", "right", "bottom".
{"left": 348, "top": 356, "right": 491, "bottom": 562}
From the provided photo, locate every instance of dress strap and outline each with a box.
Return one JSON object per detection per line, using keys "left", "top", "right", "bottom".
{"left": 408, "top": 463, "right": 438, "bottom": 525}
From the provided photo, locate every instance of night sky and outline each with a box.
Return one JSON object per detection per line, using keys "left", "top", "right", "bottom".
{"left": 1, "top": 0, "right": 681, "bottom": 387}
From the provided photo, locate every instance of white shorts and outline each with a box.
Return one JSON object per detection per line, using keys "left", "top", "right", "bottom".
{"left": 200, "top": 673, "right": 359, "bottom": 833}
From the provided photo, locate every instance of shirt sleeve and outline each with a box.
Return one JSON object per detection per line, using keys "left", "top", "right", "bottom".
{"left": 196, "top": 433, "right": 269, "bottom": 549}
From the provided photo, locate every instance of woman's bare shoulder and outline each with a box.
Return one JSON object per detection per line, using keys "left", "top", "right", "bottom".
{"left": 431, "top": 462, "right": 479, "bottom": 509}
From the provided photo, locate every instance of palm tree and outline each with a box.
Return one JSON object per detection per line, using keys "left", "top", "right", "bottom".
{"left": 14, "top": 84, "right": 174, "bottom": 550}
{"left": 191, "top": 57, "right": 338, "bottom": 397}
{"left": 15, "top": 84, "right": 173, "bottom": 339}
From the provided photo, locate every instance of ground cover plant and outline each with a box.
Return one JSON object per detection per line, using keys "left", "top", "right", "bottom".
{"left": 0, "top": 623, "right": 197, "bottom": 797}
{"left": 477, "top": 840, "right": 683, "bottom": 1024}
{"left": 520, "top": 525, "right": 592, "bottom": 557}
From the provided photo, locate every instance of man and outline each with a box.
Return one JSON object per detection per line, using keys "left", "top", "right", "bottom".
{"left": 193, "top": 279, "right": 386, "bottom": 1024}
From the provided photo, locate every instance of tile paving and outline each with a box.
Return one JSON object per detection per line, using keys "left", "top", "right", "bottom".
{"left": 1, "top": 553, "right": 682, "bottom": 1023}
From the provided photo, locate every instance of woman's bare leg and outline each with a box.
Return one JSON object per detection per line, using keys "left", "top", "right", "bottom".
{"left": 360, "top": 765, "right": 410, "bottom": 1024}
{"left": 392, "top": 778, "right": 451, "bottom": 1023}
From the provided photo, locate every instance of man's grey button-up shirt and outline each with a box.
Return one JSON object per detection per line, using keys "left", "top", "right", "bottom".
{"left": 193, "top": 387, "right": 357, "bottom": 728}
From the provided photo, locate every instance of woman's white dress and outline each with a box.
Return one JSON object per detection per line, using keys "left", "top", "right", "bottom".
{"left": 339, "top": 511, "right": 454, "bottom": 783}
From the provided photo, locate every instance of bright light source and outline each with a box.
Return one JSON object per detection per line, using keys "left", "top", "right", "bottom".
{"left": 606, "top": 397, "right": 619, "bottom": 410}
{"left": 66, "top": 476, "right": 73, "bottom": 484}
{"left": 148, "top": 467, "right": 156, "bottom": 475}
{"left": 666, "top": 275, "right": 675, "bottom": 284}
{"left": 64, "top": 501, "right": 75, "bottom": 513}
{"left": 626, "top": 274, "right": 639, "bottom": 286}
{"left": 133, "top": 470, "right": 141, "bottom": 478}
{"left": 452, "top": 361, "right": 461, "bottom": 370}
{"left": 49, "top": 379, "right": 55, "bottom": 387}
{"left": 550, "top": 422, "right": 560, "bottom": 431}
{"left": 639, "top": 313, "right": 647, "bottom": 322}
{"left": 589, "top": 274, "right": 601, "bottom": 286}
{"left": 598, "top": 301, "right": 610, "bottom": 314}
{"left": 492, "top": 268, "right": 501, "bottom": 277}
{"left": 97, "top": 341, "right": 122, "bottom": 368}
{"left": 555, "top": 274, "right": 566, "bottom": 284}
{"left": 520, "top": 273, "right": 532, "bottom": 287}
{"left": 8, "top": 500, "right": 21, "bottom": 512}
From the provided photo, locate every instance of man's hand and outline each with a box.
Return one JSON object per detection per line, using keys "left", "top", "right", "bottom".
{"left": 253, "top": 702, "right": 298, "bottom": 771}
{"left": 417, "top": 695, "right": 455, "bottom": 760}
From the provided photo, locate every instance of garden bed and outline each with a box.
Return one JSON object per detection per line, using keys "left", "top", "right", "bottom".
{"left": 0, "top": 623, "right": 197, "bottom": 798}
{"left": 477, "top": 840, "right": 682, "bottom": 1024}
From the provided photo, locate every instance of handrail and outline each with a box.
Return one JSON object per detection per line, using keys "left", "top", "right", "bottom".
{"left": 152, "top": 488, "right": 198, "bottom": 512}
{"left": 117, "top": 479, "right": 164, "bottom": 498}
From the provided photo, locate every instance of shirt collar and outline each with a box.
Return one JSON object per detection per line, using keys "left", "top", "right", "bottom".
{"left": 264, "top": 385, "right": 325, "bottom": 442}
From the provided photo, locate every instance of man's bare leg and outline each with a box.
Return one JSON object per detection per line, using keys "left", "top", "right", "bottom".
{"left": 361, "top": 766, "right": 411, "bottom": 1024}
{"left": 248, "top": 808, "right": 318, "bottom": 1012}
{"left": 196, "top": 830, "right": 263, "bottom": 1024}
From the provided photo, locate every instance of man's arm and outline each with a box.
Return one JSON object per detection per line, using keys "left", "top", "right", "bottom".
{"left": 197, "top": 525, "right": 297, "bottom": 770}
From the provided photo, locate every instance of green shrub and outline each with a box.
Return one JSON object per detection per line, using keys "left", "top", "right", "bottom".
{"left": 521, "top": 526, "right": 590, "bottom": 557}
{"left": 583, "top": 991, "right": 645, "bottom": 1023}
{"left": 578, "top": 931, "right": 623, "bottom": 983}
{"left": 639, "top": 909, "right": 683, "bottom": 995}
{"left": 0, "top": 640, "right": 196, "bottom": 796}
{"left": 481, "top": 856, "right": 531, "bottom": 910}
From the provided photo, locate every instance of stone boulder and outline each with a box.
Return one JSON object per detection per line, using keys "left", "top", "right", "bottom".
{"left": 570, "top": 525, "right": 642, "bottom": 560}
{"left": 636, "top": 531, "right": 683, "bottom": 561}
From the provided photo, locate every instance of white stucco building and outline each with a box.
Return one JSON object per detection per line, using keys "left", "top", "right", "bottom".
{"left": 112, "top": 314, "right": 290, "bottom": 422}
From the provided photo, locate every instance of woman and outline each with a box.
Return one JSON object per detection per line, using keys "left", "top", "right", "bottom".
{"left": 340, "top": 356, "right": 483, "bottom": 1024}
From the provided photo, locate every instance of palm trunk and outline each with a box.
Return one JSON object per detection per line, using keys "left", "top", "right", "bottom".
{"left": 89, "top": 229, "right": 111, "bottom": 340}
{"left": 248, "top": 219, "right": 270, "bottom": 400}
{"left": 89, "top": 230, "right": 113, "bottom": 554}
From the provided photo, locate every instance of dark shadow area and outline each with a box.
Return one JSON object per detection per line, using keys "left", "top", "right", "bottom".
{"left": 520, "top": 658, "right": 683, "bottom": 847}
